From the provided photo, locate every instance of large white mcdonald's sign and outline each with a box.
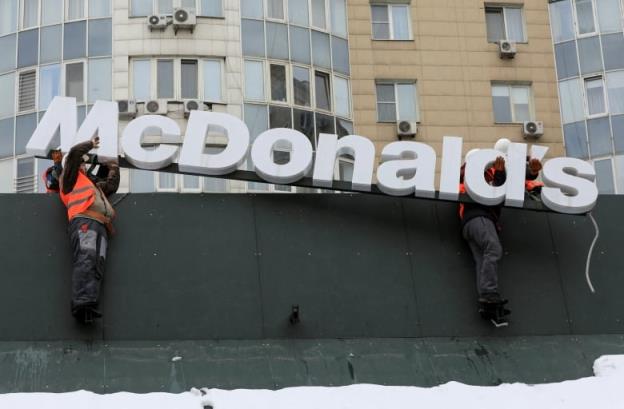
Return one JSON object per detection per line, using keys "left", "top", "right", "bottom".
{"left": 26, "top": 98, "right": 598, "bottom": 214}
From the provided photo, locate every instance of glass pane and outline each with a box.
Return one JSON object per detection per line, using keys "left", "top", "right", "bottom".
{"left": 39, "top": 64, "right": 61, "bottom": 110}
{"left": 293, "top": 108, "right": 314, "bottom": 144}
{"left": 270, "top": 64, "right": 287, "bottom": 102}
{"left": 331, "top": 0, "right": 346, "bottom": 37}
{"left": 130, "top": 169, "right": 155, "bottom": 192}
{"left": 64, "top": 21, "right": 86, "bottom": 60}
{"left": 597, "top": 0, "right": 622, "bottom": 33}
{"left": 203, "top": 60, "right": 222, "bottom": 101}
{"left": 88, "top": 58, "right": 112, "bottom": 103}
{"left": 559, "top": 78, "right": 585, "bottom": 124}
{"left": 244, "top": 60, "right": 264, "bottom": 100}
{"left": 391, "top": 5, "right": 410, "bottom": 40}
{"left": 371, "top": 5, "right": 388, "bottom": 22}
{"left": 331, "top": 36, "right": 349, "bottom": 75}
{"left": 68, "top": 0, "right": 85, "bottom": 19}
{"left": 575, "top": 0, "right": 596, "bottom": 35}
{"left": 0, "top": 34, "right": 16, "bottom": 73}
{"left": 587, "top": 117, "right": 612, "bottom": 157}
{"left": 244, "top": 103, "right": 268, "bottom": 138}
{"left": 397, "top": 83, "right": 417, "bottom": 121}
{"left": 372, "top": 22, "right": 389, "bottom": 39}
{"left": 505, "top": 7, "right": 524, "bottom": 42}
{"left": 66, "top": 62, "right": 84, "bottom": 103}
{"left": 157, "top": 60, "right": 174, "bottom": 98}
{"left": 158, "top": 0, "right": 173, "bottom": 14}
{"left": 269, "top": 105, "right": 291, "bottom": 128}
{"left": 204, "top": 176, "right": 226, "bottom": 192}
{"left": 183, "top": 174, "right": 200, "bottom": 189}
{"left": 549, "top": 0, "right": 574, "bottom": 42}
{"left": 311, "top": 0, "right": 326, "bottom": 29}
{"left": 289, "top": 0, "right": 308, "bottom": 26}
{"left": 315, "top": 71, "right": 330, "bottom": 110}
{"left": 241, "top": 0, "right": 263, "bottom": 18}
{"left": 311, "top": 31, "right": 331, "bottom": 69}
{"left": 158, "top": 172, "right": 175, "bottom": 189}
{"left": 377, "top": 102, "right": 395, "bottom": 121}
{"left": 564, "top": 121, "right": 588, "bottom": 159}
{"left": 90, "top": 0, "right": 111, "bottom": 17}
{"left": 17, "top": 29, "right": 38, "bottom": 68}
{"left": 602, "top": 33, "right": 624, "bottom": 71}
{"left": 181, "top": 0, "right": 195, "bottom": 12}
{"left": 594, "top": 159, "right": 614, "bottom": 193}
{"left": 607, "top": 71, "right": 624, "bottom": 114}
{"left": 293, "top": 66, "right": 310, "bottom": 106}
{"left": 0, "top": 117, "right": 13, "bottom": 158}
{"left": 40, "top": 25, "right": 62, "bottom": 64}
{"left": 133, "top": 60, "right": 151, "bottom": 100}
{"left": 554, "top": 41, "right": 579, "bottom": 80}
{"left": 88, "top": 19, "right": 112, "bottom": 57}
{"left": 376, "top": 83, "right": 394, "bottom": 102}
{"left": 485, "top": 8, "right": 504, "bottom": 41}
{"left": 181, "top": 59, "right": 198, "bottom": 99}
{"left": 338, "top": 160, "right": 353, "bottom": 181}
{"left": 336, "top": 118, "right": 352, "bottom": 137}
{"left": 290, "top": 26, "right": 311, "bottom": 64}
{"left": 511, "top": 86, "right": 530, "bottom": 122}
{"left": 267, "top": 0, "right": 283, "bottom": 19}
{"left": 0, "top": 159, "right": 13, "bottom": 192}
{"left": 492, "top": 85, "right": 512, "bottom": 123}
{"left": 15, "top": 113, "right": 36, "bottom": 155}
{"left": 0, "top": 0, "right": 17, "bottom": 35}
{"left": 333, "top": 76, "right": 349, "bottom": 117}
{"left": 616, "top": 155, "right": 624, "bottom": 193}
{"left": 131, "top": 0, "right": 152, "bottom": 16}
{"left": 612, "top": 115, "right": 624, "bottom": 154}
{"left": 585, "top": 78, "right": 606, "bottom": 116}
{"left": 266, "top": 22, "right": 289, "bottom": 60}
{"left": 201, "top": 0, "right": 222, "bottom": 17}
{"left": 42, "top": 0, "right": 63, "bottom": 25}
{"left": 578, "top": 36, "right": 603, "bottom": 75}
{"left": 0, "top": 73, "right": 15, "bottom": 118}
{"left": 315, "top": 112, "right": 334, "bottom": 140}
{"left": 242, "top": 19, "right": 265, "bottom": 57}
{"left": 22, "top": 0, "right": 37, "bottom": 28}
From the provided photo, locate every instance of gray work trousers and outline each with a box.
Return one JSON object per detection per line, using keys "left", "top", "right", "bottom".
{"left": 462, "top": 216, "right": 503, "bottom": 296}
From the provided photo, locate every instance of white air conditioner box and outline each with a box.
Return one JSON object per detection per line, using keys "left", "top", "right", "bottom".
{"left": 498, "top": 40, "right": 517, "bottom": 59}
{"left": 173, "top": 8, "right": 196, "bottom": 33}
{"left": 144, "top": 99, "right": 168, "bottom": 115}
{"left": 523, "top": 121, "right": 544, "bottom": 138}
{"left": 184, "top": 100, "right": 206, "bottom": 117}
{"left": 147, "top": 14, "right": 168, "bottom": 30}
{"left": 396, "top": 120, "right": 418, "bottom": 139}
{"left": 117, "top": 100, "right": 137, "bottom": 118}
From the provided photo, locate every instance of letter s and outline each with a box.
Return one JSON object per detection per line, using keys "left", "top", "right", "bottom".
{"left": 541, "top": 158, "right": 598, "bottom": 214}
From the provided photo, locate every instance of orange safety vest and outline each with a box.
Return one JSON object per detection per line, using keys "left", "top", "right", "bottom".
{"left": 525, "top": 179, "right": 544, "bottom": 191}
{"left": 59, "top": 171, "right": 97, "bottom": 221}
{"left": 458, "top": 183, "right": 466, "bottom": 220}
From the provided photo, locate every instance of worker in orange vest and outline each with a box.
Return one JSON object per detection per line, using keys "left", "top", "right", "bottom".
{"left": 60, "top": 136, "right": 119, "bottom": 324}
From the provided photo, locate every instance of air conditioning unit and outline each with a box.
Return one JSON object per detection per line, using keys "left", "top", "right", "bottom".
{"left": 173, "top": 8, "right": 196, "bottom": 33}
{"left": 498, "top": 40, "right": 517, "bottom": 59}
{"left": 397, "top": 120, "right": 418, "bottom": 139}
{"left": 183, "top": 100, "right": 205, "bottom": 117}
{"left": 523, "top": 121, "right": 544, "bottom": 138}
{"left": 144, "top": 99, "right": 168, "bottom": 115}
{"left": 118, "top": 100, "right": 137, "bottom": 118}
{"left": 147, "top": 14, "right": 168, "bottom": 30}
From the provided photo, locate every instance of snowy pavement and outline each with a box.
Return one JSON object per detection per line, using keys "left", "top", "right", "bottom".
{"left": 1, "top": 355, "right": 623, "bottom": 409}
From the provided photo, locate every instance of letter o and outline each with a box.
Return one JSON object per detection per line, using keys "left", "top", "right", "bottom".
{"left": 251, "top": 128, "right": 313, "bottom": 185}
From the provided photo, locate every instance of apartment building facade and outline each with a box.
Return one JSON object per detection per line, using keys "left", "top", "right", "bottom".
{"left": 0, "top": 0, "right": 583, "bottom": 194}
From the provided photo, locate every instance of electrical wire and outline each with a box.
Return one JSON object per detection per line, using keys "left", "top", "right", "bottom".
{"left": 585, "top": 212, "right": 599, "bottom": 293}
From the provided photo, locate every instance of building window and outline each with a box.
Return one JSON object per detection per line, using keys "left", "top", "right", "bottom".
{"left": 549, "top": 0, "right": 574, "bottom": 43}
{"left": 66, "top": 0, "right": 86, "bottom": 20}
{"left": 88, "top": 58, "right": 112, "bottom": 103}
{"left": 485, "top": 5, "right": 525, "bottom": 43}
{"left": 491, "top": 84, "right": 532, "bottom": 123}
{"left": 132, "top": 59, "right": 151, "bottom": 101}
{"left": 315, "top": 71, "right": 331, "bottom": 111}
{"left": 157, "top": 59, "right": 174, "bottom": 98}
{"left": 376, "top": 81, "right": 418, "bottom": 122}
{"left": 371, "top": 4, "right": 411, "bottom": 40}
{"left": 130, "top": 0, "right": 223, "bottom": 17}
{"left": 311, "top": 0, "right": 327, "bottom": 30}
{"left": 270, "top": 64, "right": 287, "bottom": 102}
{"left": 203, "top": 59, "right": 222, "bottom": 102}
{"left": 181, "top": 59, "right": 198, "bottom": 99}
{"left": 575, "top": 0, "right": 596, "bottom": 35}
{"left": 65, "top": 62, "right": 85, "bottom": 103}
{"left": 244, "top": 60, "right": 265, "bottom": 101}
{"left": 594, "top": 158, "right": 615, "bottom": 193}
{"left": 293, "top": 66, "right": 311, "bottom": 107}
{"left": 0, "top": 73, "right": 15, "bottom": 118}
{"left": 0, "top": 0, "right": 18, "bottom": 36}
{"left": 267, "top": 0, "right": 284, "bottom": 20}
{"left": 333, "top": 75, "right": 349, "bottom": 118}
{"left": 42, "top": 0, "right": 63, "bottom": 25}
{"left": 89, "top": 0, "right": 111, "bottom": 18}
{"left": 39, "top": 64, "right": 61, "bottom": 110}
{"left": 21, "top": 0, "right": 38, "bottom": 29}
{"left": 585, "top": 76, "right": 606, "bottom": 116}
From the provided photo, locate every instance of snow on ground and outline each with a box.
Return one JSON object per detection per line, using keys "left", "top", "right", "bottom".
{"left": 1, "top": 355, "right": 623, "bottom": 409}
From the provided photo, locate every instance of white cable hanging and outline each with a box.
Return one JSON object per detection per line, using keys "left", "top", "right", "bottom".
{"left": 585, "top": 212, "right": 599, "bottom": 293}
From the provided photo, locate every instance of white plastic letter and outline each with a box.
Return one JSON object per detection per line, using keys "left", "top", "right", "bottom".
{"left": 541, "top": 157, "right": 598, "bottom": 214}
{"left": 464, "top": 149, "right": 506, "bottom": 205}
{"left": 121, "top": 115, "right": 180, "bottom": 170}
{"left": 72, "top": 100, "right": 119, "bottom": 160}
{"left": 26, "top": 97, "right": 77, "bottom": 156}
{"left": 251, "top": 128, "right": 313, "bottom": 184}
{"left": 313, "top": 134, "right": 375, "bottom": 191}
{"left": 178, "top": 111, "right": 249, "bottom": 175}
{"left": 438, "top": 136, "right": 463, "bottom": 200}
{"left": 504, "top": 142, "right": 528, "bottom": 207}
{"left": 376, "top": 141, "right": 436, "bottom": 197}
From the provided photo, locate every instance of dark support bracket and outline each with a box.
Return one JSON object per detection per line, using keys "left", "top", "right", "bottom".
{"left": 289, "top": 305, "right": 300, "bottom": 325}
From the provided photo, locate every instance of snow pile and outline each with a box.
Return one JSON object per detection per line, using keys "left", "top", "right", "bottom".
{"left": 1, "top": 355, "right": 623, "bottom": 409}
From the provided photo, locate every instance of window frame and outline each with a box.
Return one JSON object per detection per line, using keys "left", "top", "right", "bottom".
{"left": 63, "top": 59, "right": 87, "bottom": 105}
{"left": 370, "top": 4, "right": 413, "bottom": 41}
{"left": 243, "top": 58, "right": 267, "bottom": 102}
{"left": 573, "top": 0, "right": 599, "bottom": 38}
{"left": 269, "top": 61, "right": 290, "bottom": 104}
{"left": 375, "top": 80, "right": 419, "bottom": 123}
{"left": 20, "top": 0, "right": 40, "bottom": 30}
{"left": 313, "top": 68, "right": 332, "bottom": 113}
{"left": 332, "top": 73, "right": 351, "bottom": 119}
{"left": 491, "top": 82, "right": 534, "bottom": 124}
{"left": 485, "top": 4, "right": 527, "bottom": 43}
{"left": 265, "top": 0, "right": 286, "bottom": 21}
{"left": 65, "top": 0, "right": 88, "bottom": 21}
{"left": 584, "top": 75, "right": 608, "bottom": 118}
{"left": 310, "top": 0, "right": 329, "bottom": 32}
{"left": 156, "top": 171, "right": 178, "bottom": 192}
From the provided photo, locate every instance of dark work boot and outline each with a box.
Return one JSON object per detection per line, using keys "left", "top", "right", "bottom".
{"left": 479, "top": 292, "right": 504, "bottom": 304}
